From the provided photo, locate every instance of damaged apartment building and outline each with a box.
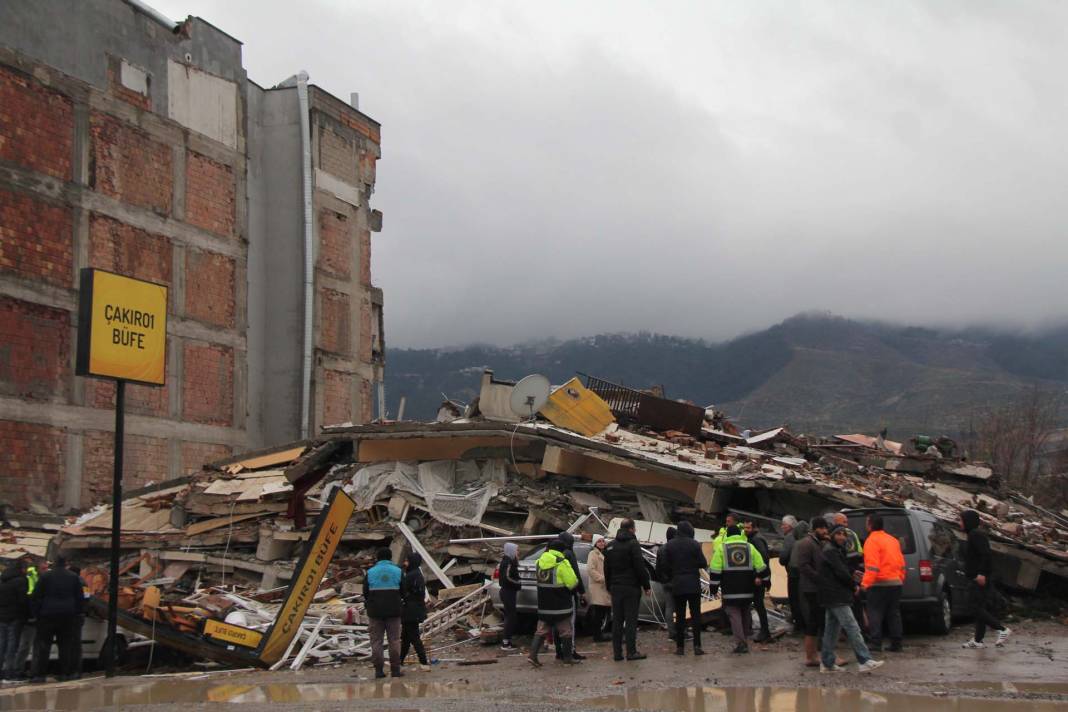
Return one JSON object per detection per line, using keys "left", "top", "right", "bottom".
{"left": 0, "top": 0, "right": 386, "bottom": 512}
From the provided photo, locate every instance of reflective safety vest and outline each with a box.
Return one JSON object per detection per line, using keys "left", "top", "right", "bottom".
{"left": 535, "top": 549, "right": 577, "bottom": 621}
{"left": 26, "top": 566, "right": 38, "bottom": 595}
{"left": 843, "top": 528, "right": 864, "bottom": 568}
{"left": 709, "top": 534, "right": 769, "bottom": 601}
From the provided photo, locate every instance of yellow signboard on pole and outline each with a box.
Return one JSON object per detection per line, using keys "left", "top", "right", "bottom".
{"left": 76, "top": 268, "right": 168, "bottom": 385}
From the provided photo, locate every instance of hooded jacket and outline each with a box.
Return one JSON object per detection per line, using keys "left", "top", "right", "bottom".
{"left": 535, "top": 544, "right": 578, "bottom": 621}
{"left": 961, "top": 510, "right": 992, "bottom": 580}
{"left": 363, "top": 558, "right": 404, "bottom": 619}
{"left": 818, "top": 532, "right": 856, "bottom": 608}
{"left": 603, "top": 529, "right": 651, "bottom": 591}
{"left": 661, "top": 522, "right": 709, "bottom": 596}
{"left": 558, "top": 532, "right": 585, "bottom": 594}
{"left": 0, "top": 566, "right": 30, "bottom": 622}
{"left": 498, "top": 542, "right": 522, "bottom": 592}
{"left": 401, "top": 553, "right": 428, "bottom": 623}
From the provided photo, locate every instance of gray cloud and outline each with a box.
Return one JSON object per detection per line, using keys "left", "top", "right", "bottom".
{"left": 156, "top": 0, "right": 1068, "bottom": 346}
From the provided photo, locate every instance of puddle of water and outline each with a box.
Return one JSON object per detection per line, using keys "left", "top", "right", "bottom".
{"left": 0, "top": 680, "right": 479, "bottom": 711}
{"left": 584, "top": 687, "right": 1068, "bottom": 712}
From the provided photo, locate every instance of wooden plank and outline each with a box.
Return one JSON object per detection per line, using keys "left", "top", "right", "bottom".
{"left": 184, "top": 513, "right": 264, "bottom": 537}
{"left": 395, "top": 522, "right": 453, "bottom": 588}
{"left": 283, "top": 440, "right": 344, "bottom": 484}
{"left": 226, "top": 446, "right": 307, "bottom": 474}
{"left": 357, "top": 436, "right": 513, "bottom": 463}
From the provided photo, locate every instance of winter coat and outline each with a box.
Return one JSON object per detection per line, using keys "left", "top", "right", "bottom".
{"left": 861, "top": 530, "right": 906, "bottom": 589}
{"left": 535, "top": 546, "right": 578, "bottom": 621}
{"left": 784, "top": 521, "right": 810, "bottom": 574}
{"left": 662, "top": 522, "right": 709, "bottom": 596}
{"left": 499, "top": 554, "right": 522, "bottom": 592}
{"left": 709, "top": 533, "right": 769, "bottom": 604}
{"left": 558, "top": 532, "right": 585, "bottom": 595}
{"left": 32, "top": 566, "right": 84, "bottom": 619}
{"left": 401, "top": 553, "right": 428, "bottom": 623}
{"left": 0, "top": 566, "right": 30, "bottom": 622}
{"left": 818, "top": 540, "right": 856, "bottom": 608}
{"left": 363, "top": 559, "right": 403, "bottom": 619}
{"left": 603, "top": 530, "right": 651, "bottom": 591}
{"left": 961, "top": 510, "right": 993, "bottom": 580}
{"left": 793, "top": 532, "right": 826, "bottom": 593}
{"left": 586, "top": 546, "right": 611, "bottom": 607}
{"left": 747, "top": 532, "right": 772, "bottom": 589}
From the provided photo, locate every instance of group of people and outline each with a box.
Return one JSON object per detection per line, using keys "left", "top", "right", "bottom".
{"left": 0, "top": 556, "right": 87, "bottom": 683}
{"left": 362, "top": 549, "right": 432, "bottom": 679}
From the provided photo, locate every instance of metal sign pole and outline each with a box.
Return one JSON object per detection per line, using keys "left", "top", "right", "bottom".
{"left": 105, "top": 379, "right": 125, "bottom": 678}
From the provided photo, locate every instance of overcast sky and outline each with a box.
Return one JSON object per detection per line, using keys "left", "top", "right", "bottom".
{"left": 155, "top": 1, "right": 1068, "bottom": 348}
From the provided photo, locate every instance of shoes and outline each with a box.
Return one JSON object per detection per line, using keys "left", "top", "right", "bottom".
{"left": 390, "top": 667, "right": 404, "bottom": 678}
{"left": 820, "top": 664, "right": 847, "bottom": 673}
{"left": 500, "top": 641, "right": 516, "bottom": 651}
{"left": 996, "top": 628, "right": 1012, "bottom": 647}
{"left": 732, "top": 643, "right": 749, "bottom": 654}
{"left": 675, "top": 647, "right": 685, "bottom": 656}
{"left": 694, "top": 647, "right": 705, "bottom": 656}
{"left": 961, "top": 639, "right": 986, "bottom": 649}
{"left": 626, "top": 652, "right": 647, "bottom": 661}
{"left": 857, "top": 660, "right": 885, "bottom": 673}
{"left": 571, "top": 651, "right": 586, "bottom": 661}
{"left": 374, "top": 669, "right": 386, "bottom": 679}
{"left": 419, "top": 665, "right": 431, "bottom": 672}
{"left": 753, "top": 632, "right": 771, "bottom": 643}
{"left": 528, "top": 657, "right": 543, "bottom": 668}
{"left": 888, "top": 642, "right": 903, "bottom": 653}
{"left": 613, "top": 655, "right": 624, "bottom": 662}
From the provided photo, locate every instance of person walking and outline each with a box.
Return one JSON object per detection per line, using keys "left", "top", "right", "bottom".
{"left": 793, "top": 517, "right": 829, "bottom": 667}
{"left": 709, "top": 524, "right": 769, "bottom": 654}
{"left": 399, "top": 552, "right": 430, "bottom": 671}
{"left": 556, "top": 532, "right": 586, "bottom": 660}
{"left": 744, "top": 521, "right": 772, "bottom": 643}
{"left": 363, "top": 548, "right": 404, "bottom": 678}
{"left": 498, "top": 542, "right": 522, "bottom": 651}
{"left": 780, "top": 517, "right": 807, "bottom": 631}
{"left": 861, "top": 514, "right": 905, "bottom": 652}
{"left": 819, "top": 525, "right": 884, "bottom": 673}
{"left": 0, "top": 560, "right": 29, "bottom": 683}
{"left": 586, "top": 536, "right": 611, "bottom": 643}
{"left": 655, "top": 527, "right": 677, "bottom": 642}
{"left": 30, "top": 557, "right": 83, "bottom": 683}
{"left": 604, "top": 519, "right": 651, "bottom": 661}
{"left": 528, "top": 538, "right": 580, "bottom": 667}
{"left": 663, "top": 521, "right": 708, "bottom": 655}
{"left": 960, "top": 510, "right": 1011, "bottom": 649}
{"left": 829, "top": 512, "right": 867, "bottom": 639}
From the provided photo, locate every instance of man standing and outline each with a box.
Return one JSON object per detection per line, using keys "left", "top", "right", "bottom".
{"left": 744, "top": 521, "right": 772, "bottom": 643}
{"left": 819, "top": 525, "right": 884, "bottom": 673}
{"left": 12, "top": 558, "right": 39, "bottom": 680}
{"left": 30, "top": 557, "right": 83, "bottom": 683}
{"left": 604, "top": 519, "right": 651, "bottom": 661}
{"left": 830, "top": 512, "right": 867, "bottom": 638}
{"left": 655, "top": 527, "right": 677, "bottom": 642}
{"left": 861, "top": 514, "right": 905, "bottom": 652}
{"left": 662, "top": 521, "right": 707, "bottom": 655}
{"left": 399, "top": 552, "right": 430, "bottom": 671}
{"left": 0, "top": 560, "right": 29, "bottom": 683}
{"left": 529, "top": 538, "right": 580, "bottom": 667}
{"left": 363, "top": 548, "right": 404, "bottom": 678}
{"left": 709, "top": 524, "right": 769, "bottom": 654}
{"left": 556, "top": 532, "right": 586, "bottom": 660}
{"left": 713, "top": 513, "right": 738, "bottom": 555}
{"left": 780, "top": 517, "right": 806, "bottom": 631}
{"left": 960, "top": 510, "right": 1011, "bottom": 649}
{"left": 793, "top": 517, "right": 829, "bottom": 667}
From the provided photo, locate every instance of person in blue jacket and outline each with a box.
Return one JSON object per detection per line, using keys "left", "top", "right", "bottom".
{"left": 364, "top": 548, "right": 404, "bottom": 678}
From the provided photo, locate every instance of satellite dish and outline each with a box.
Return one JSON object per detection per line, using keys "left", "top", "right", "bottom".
{"left": 509, "top": 374, "right": 551, "bottom": 419}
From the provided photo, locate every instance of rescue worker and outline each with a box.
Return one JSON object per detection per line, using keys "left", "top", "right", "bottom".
{"left": 713, "top": 513, "right": 738, "bottom": 555}
{"left": 529, "top": 538, "right": 580, "bottom": 667}
{"left": 399, "top": 552, "right": 430, "bottom": 670}
{"left": 861, "top": 513, "right": 905, "bottom": 652}
{"left": 12, "top": 559, "right": 39, "bottom": 680}
{"left": 363, "top": 548, "right": 404, "bottom": 678}
{"left": 744, "top": 521, "right": 772, "bottom": 643}
{"left": 830, "top": 512, "right": 867, "bottom": 638}
{"left": 709, "top": 524, "right": 769, "bottom": 654}
{"left": 555, "top": 532, "right": 586, "bottom": 660}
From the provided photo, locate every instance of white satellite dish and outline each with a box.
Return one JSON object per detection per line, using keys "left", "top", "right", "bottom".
{"left": 509, "top": 374, "right": 551, "bottom": 419}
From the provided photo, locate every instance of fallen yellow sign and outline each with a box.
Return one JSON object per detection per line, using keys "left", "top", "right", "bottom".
{"left": 203, "top": 619, "right": 263, "bottom": 648}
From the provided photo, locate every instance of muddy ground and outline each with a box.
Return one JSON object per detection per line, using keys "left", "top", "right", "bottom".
{"left": 3, "top": 620, "right": 1068, "bottom": 711}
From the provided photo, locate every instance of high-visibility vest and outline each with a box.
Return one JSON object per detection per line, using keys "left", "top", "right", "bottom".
{"left": 535, "top": 549, "right": 577, "bottom": 619}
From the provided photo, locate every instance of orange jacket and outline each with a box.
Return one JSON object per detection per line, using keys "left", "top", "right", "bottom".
{"left": 861, "top": 530, "right": 906, "bottom": 589}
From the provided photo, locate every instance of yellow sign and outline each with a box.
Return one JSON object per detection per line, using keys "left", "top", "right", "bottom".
{"left": 256, "top": 489, "right": 356, "bottom": 664}
{"left": 76, "top": 268, "right": 168, "bottom": 385}
{"left": 203, "top": 619, "right": 264, "bottom": 649}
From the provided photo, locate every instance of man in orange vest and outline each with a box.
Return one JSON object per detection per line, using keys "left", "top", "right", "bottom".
{"left": 861, "top": 514, "right": 905, "bottom": 652}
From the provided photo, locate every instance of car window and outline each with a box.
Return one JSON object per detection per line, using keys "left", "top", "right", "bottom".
{"left": 850, "top": 513, "right": 917, "bottom": 555}
{"left": 928, "top": 523, "right": 956, "bottom": 559}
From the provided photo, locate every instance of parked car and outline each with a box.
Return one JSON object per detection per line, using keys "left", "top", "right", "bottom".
{"left": 843, "top": 507, "right": 973, "bottom": 634}
{"left": 488, "top": 541, "right": 670, "bottom": 631}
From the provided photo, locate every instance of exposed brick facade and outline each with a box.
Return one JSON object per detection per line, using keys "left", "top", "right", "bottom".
{"left": 0, "top": 188, "right": 72, "bottom": 287}
{"left": 318, "top": 208, "right": 351, "bottom": 279}
{"left": 90, "top": 111, "right": 172, "bottom": 214}
{"left": 184, "top": 249, "right": 235, "bottom": 328}
{"left": 358, "top": 228, "right": 371, "bottom": 287}
{"left": 88, "top": 212, "right": 172, "bottom": 287}
{"left": 85, "top": 379, "right": 168, "bottom": 418}
{"left": 185, "top": 150, "right": 235, "bottom": 237}
{"left": 82, "top": 430, "right": 168, "bottom": 507}
{"left": 0, "top": 297, "right": 70, "bottom": 400}
{"left": 359, "top": 377, "right": 373, "bottom": 423}
{"left": 322, "top": 368, "right": 352, "bottom": 426}
{"left": 359, "top": 295, "right": 373, "bottom": 363}
{"left": 180, "top": 440, "right": 232, "bottom": 474}
{"left": 107, "top": 57, "right": 151, "bottom": 112}
{"left": 0, "top": 420, "right": 65, "bottom": 510}
{"left": 319, "top": 128, "right": 358, "bottom": 184}
{"left": 0, "top": 65, "right": 73, "bottom": 180}
{"left": 181, "top": 341, "right": 233, "bottom": 426}
{"left": 318, "top": 288, "right": 350, "bottom": 356}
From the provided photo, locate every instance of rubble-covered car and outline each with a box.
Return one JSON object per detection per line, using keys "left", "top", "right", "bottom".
{"left": 845, "top": 507, "right": 974, "bottom": 635}
{"left": 488, "top": 541, "right": 670, "bottom": 629}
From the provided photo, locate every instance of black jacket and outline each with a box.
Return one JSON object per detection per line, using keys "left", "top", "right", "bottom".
{"left": 604, "top": 530, "right": 651, "bottom": 591}
{"left": 818, "top": 541, "right": 856, "bottom": 607}
{"left": 558, "top": 533, "right": 585, "bottom": 595}
{"left": 662, "top": 523, "right": 708, "bottom": 596}
{"left": 32, "top": 566, "right": 84, "bottom": 619}
{"left": 747, "top": 532, "right": 772, "bottom": 588}
{"left": 961, "top": 510, "right": 993, "bottom": 579}
{"left": 0, "top": 566, "right": 30, "bottom": 622}
{"left": 401, "top": 553, "right": 428, "bottom": 623}
{"left": 499, "top": 555, "right": 522, "bottom": 592}
{"left": 793, "top": 533, "right": 825, "bottom": 593}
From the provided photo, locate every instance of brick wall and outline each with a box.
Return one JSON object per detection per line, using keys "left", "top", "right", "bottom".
{"left": 319, "top": 288, "right": 350, "bottom": 356}
{"left": 82, "top": 430, "right": 168, "bottom": 507}
{"left": 0, "top": 420, "right": 65, "bottom": 509}
{"left": 0, "top": 65, "right": 73, "bottom": 180}
{"left": 180, "top": 440, "right": 232, "bottom": 475}
{"left": 90, "top": 111, "right": 172, "bottom": 214}
{"left": 359, "top": 377, "right": 373, "bottom": 422}
{"left": 322, "top": 369, "right": 352, "bottom": 426}
{"left": 319, "top": 128, "right": 358, "bottom": 184}
{"left": 359, "top": 295, "right": 373, "bottom": 363}
{"left": 88, "top": 212, "right": 172, "bottom": 286}
{"left": 85, "top": 379, "right": 168, "bottom": 418}
{"left": 0, "top": 297, "right": 70, "bottom": 400}
{"left": 184, "top": 249, "right": 235, "bottom": 327}
{"left": 182, "top": 341, "right": 233, "bottom": 426}
{"left": 0, "top": 189, "right": 72, "bottom": 287}
{"left": 318, "top": 209, "right": 351, "bottom": 279}
{"left": 358, "top": 227, "right": 371, "bottom": 287}
{"left": 185, "top": 150, "right": 235, "bottom": 237}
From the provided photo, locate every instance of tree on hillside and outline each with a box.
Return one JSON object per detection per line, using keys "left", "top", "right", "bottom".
{"left": 973, "top": 385, "right": 1066, "bottom": 498}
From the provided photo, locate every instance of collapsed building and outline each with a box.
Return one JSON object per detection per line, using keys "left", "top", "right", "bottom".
{"left": 1, "top": 369, "right": 1067, "bottom": 669}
